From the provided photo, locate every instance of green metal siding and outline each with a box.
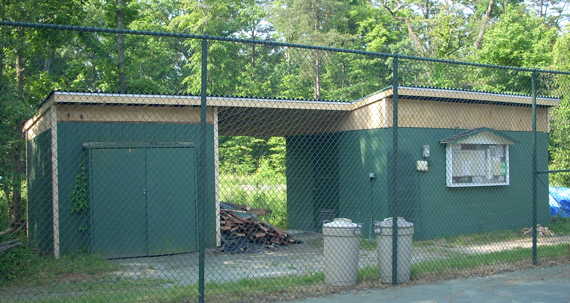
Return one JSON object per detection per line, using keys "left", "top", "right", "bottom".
{"left": 57, "top": 122, "right": 216, "bottom": 255}
{"left": 27, "top": 130, "right": 53, "bottom": 254}
{"left": 89, "top": 148, "right": 147, "bottom": 258}
{"left": 286, "top": 134, "right": 339, "bottom": 231}
{"left": 89, "top": 146, "right": 197, "bottom": 258}
{"left": 147, "top": 147, "right": 197, "bottom": 255}
{"left": 287, "top": 127, "right": 550, "bottom": 240}
{"left": 395, "top": 128, "right": 550, "bottom": 240}
{"left": 286, "top": 136, "right": 316, "bottom": 231}
{"left": 336, "top": 129, "right": 391, "bottom": 239}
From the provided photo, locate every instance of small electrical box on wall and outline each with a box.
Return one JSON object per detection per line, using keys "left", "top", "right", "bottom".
{"left": 416, "top": 160, "right": 429, "bottom": 172}
{"left": 422, "top": 145, "right": 430, "bottom": 158}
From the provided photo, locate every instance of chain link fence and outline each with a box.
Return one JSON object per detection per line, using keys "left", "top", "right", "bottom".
{"left": 1, "top": 22, "right": 570, "bottom": 303}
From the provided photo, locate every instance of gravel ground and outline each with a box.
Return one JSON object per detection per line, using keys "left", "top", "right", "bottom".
{"left": 111, "top": 233, "right": 570, "bottom": 286}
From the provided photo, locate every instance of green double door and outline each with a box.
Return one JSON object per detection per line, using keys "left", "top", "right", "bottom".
{"left": 88, "top": 144, "right": 196, "bottom": 258}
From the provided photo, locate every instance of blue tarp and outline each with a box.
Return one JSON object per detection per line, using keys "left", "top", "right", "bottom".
{"left": 549, "top": 187, "right": 570, "bottom": 218}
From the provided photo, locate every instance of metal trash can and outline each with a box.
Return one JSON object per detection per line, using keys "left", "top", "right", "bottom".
{"left": 375, "top": 217, "right": 414, "bottom": 283}
{"left": 323, "top": 218, "right": 361, "bottom": 286}
{"left": 319, "top": 209, "right": 337, "bottom": 229}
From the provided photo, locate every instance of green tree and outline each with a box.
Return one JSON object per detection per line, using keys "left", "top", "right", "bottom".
{"left": 549, "top": 29, "right": 570, "bottom": 186}
{"left": 0, "top": 0, "right": 86, "bottom": 231}
{"left": 271, "top": 0, "right": 356, "bottom": 99}
{"left": 472, "top": 5, "right": 558, "bottom": 93}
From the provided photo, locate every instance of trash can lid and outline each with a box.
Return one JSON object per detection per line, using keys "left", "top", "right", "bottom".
{"left": 375, "top": 217, "right": 413, "bottom": 228}
{"left": 323, "top": 218, "right": 360, "bottom": 229}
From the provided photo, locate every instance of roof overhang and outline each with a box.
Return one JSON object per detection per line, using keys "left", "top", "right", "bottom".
{"left": 356, "top": 87, "right": 560, "bottom": 108}
{"left": 440, "top": 128, "right": 516, "bottom": 145}
{"left": 23, "top": 86, "right": 560, "bottom": 134}
{"left": 38, "top": 86, "right": 561, "bottom": 110}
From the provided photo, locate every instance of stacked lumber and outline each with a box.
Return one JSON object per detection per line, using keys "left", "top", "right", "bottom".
{"left": 220, "top": 202, "right": 272, "bottom": 217}
{"left": 521, "top": 225, "right": 554, "bottom": 237}
{"left": 220, "top": 209, "right": 298, "bottom": 253}
{"left": 0, "top": 240, "right": 21, "bottom": 253}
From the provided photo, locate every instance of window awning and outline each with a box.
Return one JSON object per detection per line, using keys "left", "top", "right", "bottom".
{"left": 440, "top": 128, "right": 516, "bottom": 145}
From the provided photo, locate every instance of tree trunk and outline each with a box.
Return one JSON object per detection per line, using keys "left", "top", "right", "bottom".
{"left": 0, "top": 1, "right": 4, "bottom": 83}
{"left": 11, "top": 28, "right": 26, "bottom": 228}
{"left": 474, "top": 0, "right": 495, "bottom": 50}
{"left": 405, "top": 18, "right": 426, "bottom": 55}
{"left": 251, "top": 27, "right": 256, "bottom": 70}
{"left": 117, "top": 0, "right": 126, "bottom": 92}
{"left": 314, "top": 55, "right": 321, "bottom": 99}
{"left": 15, "top": 30, "right": 25, "bottom": 98}
{"left": 0, "top": 44, "right": 4, "bottom": 88}
{"left": 10, "top": 146, "right": 23, "bottom": 226}
{"left": 44, "top": 48, "right": 55, "bottom": 75}
{"left": 313, "top": 2, "right": 321, "bottom": 100}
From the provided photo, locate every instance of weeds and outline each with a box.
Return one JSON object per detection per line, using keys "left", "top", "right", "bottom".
{"left": 0, "top": 246, "right": 117, "bottom": 288}
{"left": 220, "top": 172, "right": 287, "bottom": 228}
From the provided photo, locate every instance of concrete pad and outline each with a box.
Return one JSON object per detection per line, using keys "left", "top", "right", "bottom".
{"left": 290, "top": 264, "right": 570, "bottom": 303}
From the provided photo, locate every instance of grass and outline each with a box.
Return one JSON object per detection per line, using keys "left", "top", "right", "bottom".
{"left": 1, "top": 245, "right": 173, "bottom": 303}
{"left": 2, "top": 217, "right": 569, "bottom": 302}
{"left": 0, "top": 246, "right": 118, "bottom": 288}
{"left": 3, "top": 242, "right": 569, "bottom": 303}
{"left": 6, "top": 272, "right": 324, "bottom": 303}
{"left": 356, "top": 219, "right": 570, "bottom": 252}
{"left": 411, "top": 243, "right": 570, "bottom": 278}
{"left": 358, "top": 243, "right": 570, "bottom": 283}
{"left": 414, "top": 218, "right": 570, "bottom": 248}
{"left": 548, "top": 217, "right": 570, "bottom": 235}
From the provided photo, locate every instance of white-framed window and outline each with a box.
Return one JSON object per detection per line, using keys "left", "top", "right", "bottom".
{"left": 446, "top": 143, "right": 509, "bottom": 187}
{"left": 443, "top": 129, "right": 513, "bottom": 187}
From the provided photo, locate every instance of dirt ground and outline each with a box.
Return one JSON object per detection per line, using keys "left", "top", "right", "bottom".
{"left": 112, "top": 232, "right": 570, "bottom": 286}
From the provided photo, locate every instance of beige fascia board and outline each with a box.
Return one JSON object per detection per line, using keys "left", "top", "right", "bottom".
{"left": 23, "top": 95, "right": 55, "bottom": 134}
{"left": 52, "top": 92, "right": 352, "bottom": 111}
{"left": 397, "top": 87, "right": 559, "bottom": 106}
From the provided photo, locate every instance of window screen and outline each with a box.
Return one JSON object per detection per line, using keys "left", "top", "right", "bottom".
{"left": 447, "top": 144, "right": 509, "bottom": 187}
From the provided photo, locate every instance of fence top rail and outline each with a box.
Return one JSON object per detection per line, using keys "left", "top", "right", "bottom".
{"left": 2, "top": 20, "right": 570, "bottom": 76}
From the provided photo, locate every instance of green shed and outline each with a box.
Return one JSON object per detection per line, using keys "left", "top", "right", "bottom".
{"left": 285, "top": 87, "right": 558, "bottom": 239}
{"left": 24, "top": 92, "right": 218, "bottom": 258}
{"left": 24, "top": 87, "right": 559, "bottom": 258}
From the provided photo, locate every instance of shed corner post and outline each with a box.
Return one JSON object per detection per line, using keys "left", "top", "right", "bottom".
{"left": 198, "top": 39, "right": 208, "bottom": 303}
{"left": 531, "top": 71, "right": 538, "bottom": 265}
{"left": 50, "top": 105, "right": 61, "bottom": 259}
{"left": 391, "top": 56, "right": 400, "bottom": 285}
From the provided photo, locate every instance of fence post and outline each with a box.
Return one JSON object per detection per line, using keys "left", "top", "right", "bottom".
{"left": 198, "top": 39, "right": 208, "bottom": 303}
{"left": 391, "top": 56, "right": 400, "bottom": 285}
{"left": 531, "top": 71, "right": 538, "bottom": 265}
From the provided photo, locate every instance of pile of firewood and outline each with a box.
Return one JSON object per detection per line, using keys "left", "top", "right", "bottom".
{"left": 521, "top": 225, "right": 554, "bottom": 237}
{"left": 0, "top": 240, "right": 21, "bottom": 253}
{"left": 220, "top": 209, "right": 298, "bottom": 253}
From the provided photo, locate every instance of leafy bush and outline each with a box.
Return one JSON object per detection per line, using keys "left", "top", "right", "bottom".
{"left": 0, "top": 246, "right": 39, "bottom": 284}
{"left": 548, "top": 217, "right": 570, "bottom": 235}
